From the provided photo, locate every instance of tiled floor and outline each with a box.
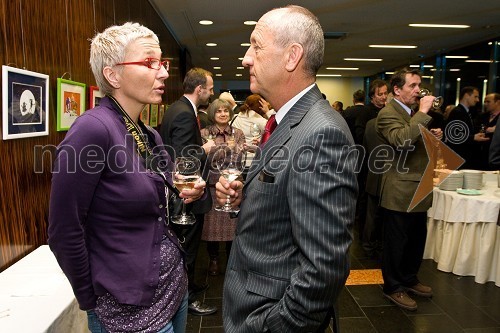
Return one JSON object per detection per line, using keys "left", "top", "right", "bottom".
{"left": 187, "top": 236, "right": 500, "bottom": 333}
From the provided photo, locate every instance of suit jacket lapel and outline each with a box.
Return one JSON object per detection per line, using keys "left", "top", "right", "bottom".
{"left": 245, "top": 85, "right": 323, "bottom": 186}
{"left": 179, "top": 96, "right": 203, "bottom": 146}
{"left": 390, "top": 99, "right": 411, "bottom": 123}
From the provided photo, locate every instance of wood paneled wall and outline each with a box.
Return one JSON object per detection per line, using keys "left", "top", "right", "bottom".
{"left": 0, "top": 0, "right": 186, "bottom": 270}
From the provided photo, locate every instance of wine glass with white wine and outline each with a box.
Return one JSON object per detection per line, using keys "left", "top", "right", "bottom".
{"left": 171, "top": 157, "right": 201, "bottom": 225}
{"left": 214, "top": 144, "right": 245, "bottom": 213}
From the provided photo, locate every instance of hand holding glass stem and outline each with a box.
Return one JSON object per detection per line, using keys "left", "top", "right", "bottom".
{"left": 171, "top": 157, "right": 201, "bottom": 225}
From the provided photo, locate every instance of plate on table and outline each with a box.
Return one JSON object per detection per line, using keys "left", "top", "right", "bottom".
{"left": 456, "top": 189, "right": 483, "bottom": 196}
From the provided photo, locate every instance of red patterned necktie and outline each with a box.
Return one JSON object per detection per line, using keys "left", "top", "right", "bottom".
{"left": 196, "top": 114, "right": 201, "bottom": 130}
{"left": 260, "top": 114, "right": 277, "bottom": 146}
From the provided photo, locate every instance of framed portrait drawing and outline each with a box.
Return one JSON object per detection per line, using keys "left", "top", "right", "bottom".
{"left": 2, "top": 65, "right": 49, "bottom": 140}
{"left": 57, "top": 78, "right": 86, "bottom": 131}
{"left": 150, "top": 104, "right": 159, "bottom": 127}
{"left": 140, "top": 104, "right": 150, "bottom": 126}
{"left": 89, "top": 85, "right": 104, "bottom": 108}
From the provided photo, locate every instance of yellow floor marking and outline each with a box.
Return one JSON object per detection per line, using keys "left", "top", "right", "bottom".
{"left": 346, "top": 269, "right": 383, "bottom": 285}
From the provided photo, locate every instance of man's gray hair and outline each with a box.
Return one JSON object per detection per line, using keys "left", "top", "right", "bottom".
{"left": 266, "top": 5, "right": 324, "bottom": 77}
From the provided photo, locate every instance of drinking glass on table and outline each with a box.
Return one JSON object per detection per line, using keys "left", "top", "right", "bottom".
{"left": 214, "top": 144, "right": 245, "bottom": 213}
{"left": 171, "top": 157, "right": 201, "bottom": 225}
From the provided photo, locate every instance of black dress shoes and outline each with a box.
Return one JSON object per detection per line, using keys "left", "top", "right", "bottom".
{"left": 188, "top": 300, "right": 217, "bottom": 316}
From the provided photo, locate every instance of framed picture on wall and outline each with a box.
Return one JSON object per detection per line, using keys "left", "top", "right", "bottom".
{"left": 89, "top": 85, "right": 104, "bottom": 108}
{"left": 57, "top": 78, "right": 86, "bottom": 131}
{"left": 2, "top": 65, "right": 49, "bottom": 140}
{"left": 150, "top": 104, "right": 159, "bottom": 127}
{"left": 140, "top": 104, "right": 150, "bottom": 126}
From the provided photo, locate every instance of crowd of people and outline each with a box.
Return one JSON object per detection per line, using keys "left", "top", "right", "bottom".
{"left": 46, "top": 4, "right": 499, "bottom": 333}
{"left": 338, "top": 73, "right": 500, "bottom": 311}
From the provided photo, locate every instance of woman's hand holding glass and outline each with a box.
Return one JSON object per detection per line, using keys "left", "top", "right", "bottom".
{"left": 250, "top": 123, "right": 261, "bottom": 146}
{"left": 171, "top": 157, "right": 202, "bottom": 225}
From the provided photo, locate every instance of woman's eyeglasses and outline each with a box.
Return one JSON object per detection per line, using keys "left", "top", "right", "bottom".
{"left": 116, "top": 58, "right": 169, "bottom": 71}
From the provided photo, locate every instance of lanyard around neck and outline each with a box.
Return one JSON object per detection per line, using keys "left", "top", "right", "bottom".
{"left": 108, "top": 95, "right": 153, "bottom": 159}
{"left": 107, "top": 96, "right": 179, "bottom": 195}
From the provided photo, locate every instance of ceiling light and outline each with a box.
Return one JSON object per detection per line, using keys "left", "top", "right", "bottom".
{"left": 385, "top": 72, "right": 395, "bottom": 75}
{"left": 210, "top": 57, "right": 219, "bottom": 60}
{"left": 369, "top": 45, "right": 417, "bottom": 49}
{"left": 235, "top": 74, "right": 242, "bottom": 77}
{"left": 199, "top": 20, "right": 213, "bottom": 25}
{"left": 215, "top": 74, "right": 222, "bottom": 77}
{"left": 316, "top": 74, "right": 342, "bottom": 77}
{"left": 238, "top": 57, "right": 244, "bottom": 60}
{"left": 465, "top": 60, "right": 493, "bottom": 63}
{"left": 344, "top": 58, "right": 382, "bottom": 62}
{"left": 410, "top": 65, "right": 434, "bottom": 68}
{"left": 449, "top": 69, "right": 461, "bottom": 72}
{"left": 244, "top": 21, "right": 257, "bottom": 25}
{"left": 422, "top": 75, "right": 434, "bottom": 79}
{"left": 213, "top": 66, "right": 221, "bottom": 69}
{"left": 237, "top": 67, "right": 244, "bottom": 69}
{"left": 326, "top": 67, "right": 359, "bottom": 70}
{"left": 409, "top": 24, "right": 469, "bottom": 28}
{"left": 445, "top": 55, "right": 469, "bottom": 59}
{"left": 206, "top": 43, "right": 217, "bottom": 47}
{"left": 241, "top": 43, "right": 250, "bottom": 47}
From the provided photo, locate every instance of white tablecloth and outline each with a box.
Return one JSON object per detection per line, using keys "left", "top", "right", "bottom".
{"left": 424, "top": 173, "right": 500, "bottom": 287}
{"left": 0, "top": 245, "right": 87, "bottom": 332}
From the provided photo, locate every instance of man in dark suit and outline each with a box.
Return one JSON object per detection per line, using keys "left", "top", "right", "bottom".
{"left": 354, "top": 79, "right": 388, "bottom": 145}
{"left": 353, "top": 80, "right": 388, "bottom": 247}
{"left": 361, "top": 118, "right": 387, "bottom": 258}
{"left": 342, "top": 89, "right": 365, "bottom": 139}
{"left": 376, "top": 68, "right": 443, "bottom": 311}
{"left": 215, "top": 6, "right": 357, "bottom": 332}
{"left": 446, "top": 86, "right": 489, "bottom": 169}
{"left": 160, "top": 67, "right": 217, "bottom": 316}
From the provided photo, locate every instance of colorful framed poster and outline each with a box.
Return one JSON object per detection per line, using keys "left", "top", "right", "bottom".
{"left": 89, "top": 85, "right": 104, "bottom": 108}
{"left": 140, "top": 104, "right": 150, "bottom": 126}
{"left": 2, "top": 65, "right": 49, "bottom": 140}
{"left": 57, "top": 78, "right": 86, "bottom": 131}
{"left": 150, "top": 104, "right": 159, "bottom": 127}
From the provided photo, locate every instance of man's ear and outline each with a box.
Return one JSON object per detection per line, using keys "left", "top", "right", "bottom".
{"left": 103, "top": 66, "right": 120, "bottom": 89}
{"left": 284, "top": 43, "right": 304, "bottom": 72}
{"left": 393, "top": 86, "right": 400, "bottom": 97}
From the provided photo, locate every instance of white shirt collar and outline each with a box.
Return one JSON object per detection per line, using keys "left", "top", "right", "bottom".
{"left": 460, "top": 103, "right": 469, "bottom": 112}
{"left": 274, "top": 83, "right": 315, "bottom": 124}
{"left": 394, "top": 98, "right": 413, "bottom": 116}
{"left": 184, "top": 95, "right": 198, "bottom": 117}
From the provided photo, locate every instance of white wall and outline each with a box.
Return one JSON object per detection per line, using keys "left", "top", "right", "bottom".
{"left": 316, "top": 77, "right": 364, "bottom": 108}
{"left": 215, "top": 77, "right": 365, "bottom": 107}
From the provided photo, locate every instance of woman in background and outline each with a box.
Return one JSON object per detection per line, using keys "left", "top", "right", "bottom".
{"left": 231, "top": 93, "right": 269, "bottom": 146}
{"left": 200, "top": 99, "right": 245, "bottom": 275}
